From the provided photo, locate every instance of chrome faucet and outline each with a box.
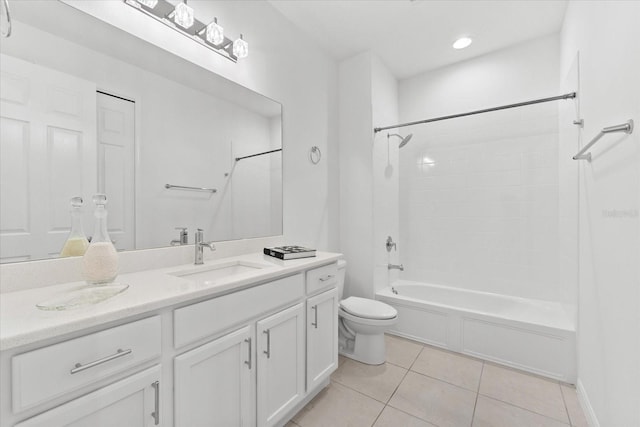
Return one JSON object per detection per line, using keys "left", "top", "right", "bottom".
{"left": 388, "top": 263, "right": 404, "bottom": 271}
{"left": 194, "top": 228, "right": 215, "bottom": 265}
{"left": 171, "top": 227, "right": 188, "bottom": 246}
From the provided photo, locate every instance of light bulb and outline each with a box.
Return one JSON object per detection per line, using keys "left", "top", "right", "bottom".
{"left": 174, "top": 2, "right": 194, "bottom": 29}
{"left": 136, "top": 0, "right": 158, "bottom": 8}
{"left": 206, "top": 18, "right": 224, "bottom": 45}
{"left": 233, "top": 34, "right": 249, "bottom": 59}
{"left": 453, "top": 37, "right": 472, "bottom": 49}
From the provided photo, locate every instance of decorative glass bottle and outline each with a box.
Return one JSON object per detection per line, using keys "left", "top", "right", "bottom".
{"left": 82, "top": 194, "right": 118, "bottom": 284}
{"left": 60, "top": 196, "right": 89, "bottom": 257}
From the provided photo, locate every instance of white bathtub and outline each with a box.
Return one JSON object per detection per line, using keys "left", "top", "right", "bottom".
{"left": 377, "top": 280, "right": 576, "bottom": 383}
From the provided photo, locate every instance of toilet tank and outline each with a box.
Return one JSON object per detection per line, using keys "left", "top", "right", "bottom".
{"left": 337, "top": 259, "right": 346, "bottom": 299}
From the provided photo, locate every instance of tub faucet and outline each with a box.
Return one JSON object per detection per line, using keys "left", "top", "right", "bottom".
{"left": 388, "top": 263, "right": 404, "bottom": 271}
{"left": 194, "top": 229, "right": 215, "bottom": 265}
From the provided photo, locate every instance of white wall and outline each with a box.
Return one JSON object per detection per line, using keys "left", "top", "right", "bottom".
{"left": 560, "top": 2, "right": 640, "bottom": 426}
{"left": 339, "top": 52, "right": 374, "bottom": 298}
{"left": 338, "top": 52, "right": 400, "bottom": 298}
{"left": 371, "top": 57, "right": 400, "bottom": 294}
{"left": 397, "top": 35, "right": 571, "bottom": 303}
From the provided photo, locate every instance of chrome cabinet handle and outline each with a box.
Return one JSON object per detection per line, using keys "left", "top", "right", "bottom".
{"left": 319, "top": 274, "right": 334, "bottom": 282}
{"left": 151, "top": 381, "right": 160, "bottom": 425}
{"left": 70, "top": 348, "right": 132, "bottom": 374}
{"left": 244, "top": 338, "right": 252, "bottom": 369}
{"left": 263, "top": 329, "right": 271, "bottom": 359}
{"left": 311, "top": 305, "right": 318, "bottom": 329}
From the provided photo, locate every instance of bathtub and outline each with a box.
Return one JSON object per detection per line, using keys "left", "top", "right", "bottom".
{"left": 377, "top": 280, "right": 576, "bottom": 383}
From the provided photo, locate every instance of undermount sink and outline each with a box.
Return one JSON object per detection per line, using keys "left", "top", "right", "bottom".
{"left": 170, "top": 260, "right": 269, "bottom": 284}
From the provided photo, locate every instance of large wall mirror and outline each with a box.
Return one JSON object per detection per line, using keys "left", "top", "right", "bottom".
{"left": 0, "top": 1, "right": 283, "bottom": 263}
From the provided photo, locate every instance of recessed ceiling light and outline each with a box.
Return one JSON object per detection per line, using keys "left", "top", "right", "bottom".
{"left": 453, "top": 37, "right": 473, "bottom": 50}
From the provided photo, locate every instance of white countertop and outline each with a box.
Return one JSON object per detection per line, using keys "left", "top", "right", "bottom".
{"left": 0, "top": 251, "right": 341, "bottom": 351}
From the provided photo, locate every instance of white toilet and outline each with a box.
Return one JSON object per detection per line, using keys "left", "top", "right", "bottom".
{"left": 336, "top": 260, "right": 398, "bottom": 365}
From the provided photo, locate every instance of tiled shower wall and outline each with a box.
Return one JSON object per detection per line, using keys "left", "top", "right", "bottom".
{"left": 399, "top": 105, "right": 562, "bottom": 301}
{"left": 398, "top": 35, "right": 573, "bottom": 304}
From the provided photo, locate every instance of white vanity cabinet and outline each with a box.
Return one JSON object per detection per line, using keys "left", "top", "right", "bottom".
{"left": 173, "top": 274, "right": 307, "bottom": 427}
{"left": 8, "top": 316, "right": 162, "bottom": 427}
{"left": 306, "top": 288, "right": 339, "bottom": 391}
{"left": 256, "top": 303, "right": 305, "bottom": 427}
{"left": 1, "top": 256, "right": 341, "bottom": 427}
{"left": 14, "top": 366, "right": 161, "bottom": 427}
{"left": 174, "top": 326, "right": 254, "bottom": 427}
{"left": 11, "top": 316, "right": 161, "bottom": 413}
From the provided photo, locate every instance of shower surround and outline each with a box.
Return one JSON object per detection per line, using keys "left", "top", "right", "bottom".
{"left": 373, "top": 35, "right": 578, "bottom": 382}
{"left": 396, "top": 35, "right": 574, "bottom": 306}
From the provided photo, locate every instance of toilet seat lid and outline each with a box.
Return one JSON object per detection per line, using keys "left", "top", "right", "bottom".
{"left": 340, "top": 297, "right": 397, "bottom": 320}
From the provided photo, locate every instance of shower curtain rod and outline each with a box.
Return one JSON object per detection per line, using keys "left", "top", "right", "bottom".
{"left": 373, "top": 92, "right": 577, "bottom": 133}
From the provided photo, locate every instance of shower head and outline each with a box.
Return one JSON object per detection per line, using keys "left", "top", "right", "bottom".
{"left": 387, "top": 133, "right": 413, "bottom": 148}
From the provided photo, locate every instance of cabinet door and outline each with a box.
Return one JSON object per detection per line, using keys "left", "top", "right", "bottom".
{"left": 174, "top": 326, "right": 254, "bottom": 427}
{"left": 307, "top": 288, "right": 338, "bottom": 390}
{"left": 15, "top": 366, "right": 161, "bottom": 427}
{"left": 257, "top": 303, "right": 305, "bottom": 427}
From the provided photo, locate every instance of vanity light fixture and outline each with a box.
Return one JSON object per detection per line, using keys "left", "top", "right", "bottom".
{"left": 135, "top": 0, "right": 158, "bottom": 9}
{"left": 172, "top": 1, "right": 194, "bottom": 29}
{"left": 233, "top": 34, "right": 249, "bottom": 59}
{"left": 124, "top": 0, "right": 247, "bottom": 62}
{"left": 453, "top": 36, "right": 473, "bottom": 49}
{"left": 204, "top": 17, "right": 224, "bottom": 45}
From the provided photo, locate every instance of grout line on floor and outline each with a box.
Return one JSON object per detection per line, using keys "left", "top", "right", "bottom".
{"left": 368, "top": 399, "right": 388, "bottom": 427}
{"left": 388, "top": 361, "right": 412, "bottom": 403}
{"left": 328, "top": 378, "right": 391, "bottom": 406}
{"left": 477, "top": 394, "right": 573, "bottom": 426}
{"left": 406, "top": 345, "right": 424, "bottom": 372}
{"left": 385, "top": 403, "right": 441, "bottom": 427}
{"left": 406, "top": 364, "right": 481, "bottom": 394}
{"left": 369, "top": 406, "right": 384, "bottom": 427}
{"left": 559, "top": 382, "right": 575, "bottom": 426}
{"left": 469, "top": 362, "right": 485, "bottom": 427}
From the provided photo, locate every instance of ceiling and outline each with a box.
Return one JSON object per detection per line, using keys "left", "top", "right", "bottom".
{"left": 268, "top": 0, "right": 568, "bottom": 79}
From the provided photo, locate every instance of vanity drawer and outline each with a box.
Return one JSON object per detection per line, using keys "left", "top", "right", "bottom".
{"left": 12, "top": 316, "right": 161, "bottom": 413}
{"left": 306, "top": 263, "right": 338, "bottom": 294}
{"left": 174, "top": 273, "right": 304, "bottom": 349}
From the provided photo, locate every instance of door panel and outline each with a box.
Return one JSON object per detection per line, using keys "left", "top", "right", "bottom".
{"left": 0, "top": 54, "right": 96, "bottom": 262}
{"left": 96, "top": 92, "right": 135, "bottom": 251}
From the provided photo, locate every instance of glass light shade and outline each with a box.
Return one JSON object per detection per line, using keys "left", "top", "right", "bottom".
{"left": 136, "top": 0, "right": 158, "bottom": 8}
{"left": 174, "top": 2, "right": 194, "bottom": 29}
{"left": 453, "top": 37, "right": 472, "bottom": 49}
{"left": 206, "top": 21, "right": 224, "bottom": 45}
{"left": 233, "top": 35, "right": 249, "bottom": 59}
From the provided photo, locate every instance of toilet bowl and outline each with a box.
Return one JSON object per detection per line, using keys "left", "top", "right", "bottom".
{"left": 336, "top": 260, "right": 398, "bottom": 365}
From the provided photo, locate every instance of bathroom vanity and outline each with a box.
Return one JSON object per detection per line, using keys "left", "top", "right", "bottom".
{"left": 0, "top": 252, "right": 341, "bottom": 426}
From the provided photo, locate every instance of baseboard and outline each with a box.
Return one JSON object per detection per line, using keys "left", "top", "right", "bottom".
{"left": 576, "top": 379, "right": 600, "bottom": 427}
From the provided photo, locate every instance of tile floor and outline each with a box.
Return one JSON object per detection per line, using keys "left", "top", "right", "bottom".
{"left": 288, "top": 335, "right": 588, "bottom": 427}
